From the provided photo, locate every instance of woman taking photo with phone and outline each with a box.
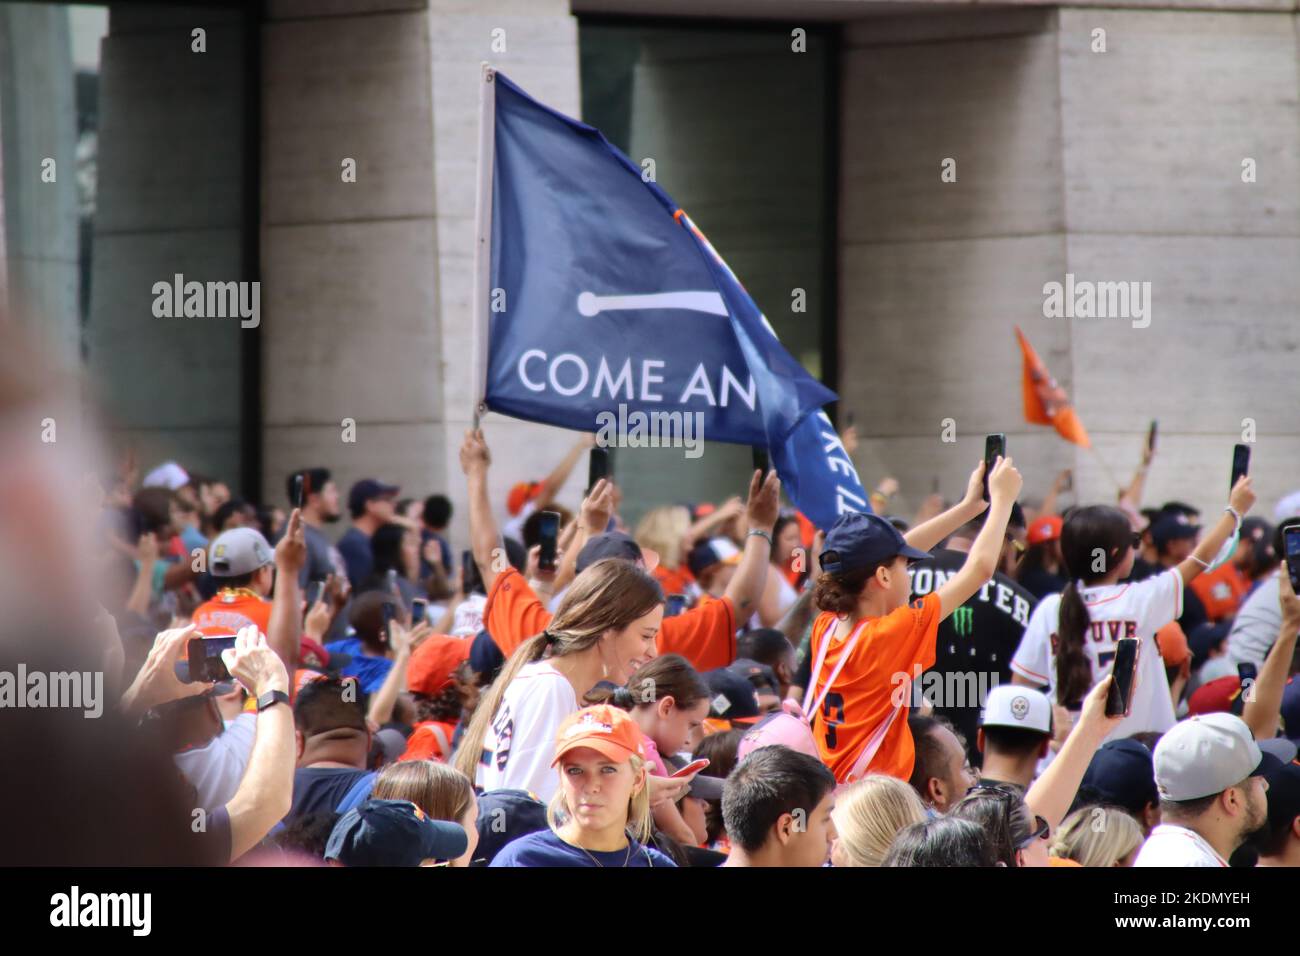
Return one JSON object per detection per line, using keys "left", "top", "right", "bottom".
{"left": 1011, "top": 475, "right": 1256, "bottom": 740}
{"left": 452, "top": 559, "right": 671, "bottom": 802}
{"left": 489, "top": 704, "right": 676, "bottom": 867}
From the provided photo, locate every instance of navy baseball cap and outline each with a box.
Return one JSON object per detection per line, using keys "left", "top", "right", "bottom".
{"left": 1151, "top": 515, "right": 1199, "bottom": 550}
{"left": 703, "top": 667, "right": 760, "bottom": 723}
{"left": 325, "top": 798, "right": 467, "bottom": 866}
{"left": 1264, "top": 761, "right": 1300, "bottom": 833}
{"left": 1078, "top": 739, "right": 1158, "bottom": 814}
{"left": 471, "top": 789, "right": 549, "bottom": 866}
{"left": 348, "top": 478, "right": 400, "bottom": 515}
{"left": 575, "top": 531, "right": 660, "bottom": 574}
{"left": 469, "top": 629, "right": 506, "bottom": 685}
{"left": 1280, "top": 677, "right": 1300, "bottom": 743}
{"left": 820, "top": 512, "right": 930, "bottom": 575}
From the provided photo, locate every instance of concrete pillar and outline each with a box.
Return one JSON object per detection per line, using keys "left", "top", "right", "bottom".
{"left": 87, "top": 5, "right": 249, "bottom": 480}
{"left": 838, "top": 8, "right": 1300, "bottom": 519}
{"left": 260, "top": 0, "right": 584, "bottom": 541}
{"left": 0, "top": 3, "right": 80, "bottom": 363}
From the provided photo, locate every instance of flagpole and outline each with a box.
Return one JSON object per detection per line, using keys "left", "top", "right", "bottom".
{"left": 1087, "top": 445, "right": 1123, "bottom": 492}
{"left": 470, "top": 61, "right": 496, "bottom": 431}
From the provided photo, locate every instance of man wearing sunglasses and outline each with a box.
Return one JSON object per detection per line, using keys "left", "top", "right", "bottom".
{"left": 1135, "top": 712, "right": 1290, "bottom": 867}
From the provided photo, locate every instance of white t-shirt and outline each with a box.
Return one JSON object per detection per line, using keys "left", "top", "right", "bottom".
{"left": 174, "top": 712, "right": 257, "bottom": 810}
{"left": 476, "top": 660, "right": 578, "bottom": 802}
{"left": 1010, "top": 569, "right": 1182, "bottom": 739}
{"left": 452, "top": 593, "right": 487, "bottom": 637}
{"left": 1133, "top": 824, "right": 1228, "bottom": 867}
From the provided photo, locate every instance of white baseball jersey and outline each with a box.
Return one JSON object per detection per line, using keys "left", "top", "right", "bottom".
{"left": 1010, "top": 569, "right": 1182, "bottom": 739}
{"left": 476, "top": 660, "right": 577, "bottom": 802}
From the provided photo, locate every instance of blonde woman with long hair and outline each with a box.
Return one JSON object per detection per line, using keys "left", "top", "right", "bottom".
{"left": 452, "top": 559, "right": 668, "bottom": 801}
{"left": 1050, "top": 805, "right": 1144, "bottom": 867}
{"left": 831, "top": 774, "right": 927, "bottom": 867}
{"left": 372, "top": 760, "right": 479, "bottom": 867}
{"left": 490, "top": 705, "right": 676, "bottom": 867}
{"left": 636, "top": 505, "right": 693, "bottom": 596}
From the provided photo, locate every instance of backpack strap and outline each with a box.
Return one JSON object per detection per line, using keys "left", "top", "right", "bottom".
{"left": 335, "top": 770, "right": 377, "bottom": 814}
{"left": 802, "top": 617, "right": 870, "bottom": 723}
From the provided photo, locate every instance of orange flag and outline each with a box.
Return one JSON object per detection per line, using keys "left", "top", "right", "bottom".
{"left": 1014, "top": 326, "right": 1090, "bottom": 447}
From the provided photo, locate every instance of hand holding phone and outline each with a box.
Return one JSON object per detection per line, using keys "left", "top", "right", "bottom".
{"left": 983, "top": 434, "right": 1006, "bottom": 503}
{"left": 186, "top": 634, "right": 238, "bottom": 684}
{"left": 538, "top": 511, "right": 561, "bottom": 573}
{"left": 1282, "top": 525, "right": 1300, "bottom": 593}
{"left": 588, "top": 446, "right": 610, "bottom": 495}
{"left": 1104, "top": 638, "right": 1140, "bottom": 718}
{"left": 671, "top": 758, "right": 710, "bottom": 779}
{"left": 1231, "top": 443, "right": 1251, "bottom": 493}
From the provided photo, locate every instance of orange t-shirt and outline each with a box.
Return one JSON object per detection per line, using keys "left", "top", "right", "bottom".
{"left": 807, "top": 593, "right": 942, "bottom": 784}
{"left": 1190, "top": 563, "right": 1249, "bottom": 622}
{"left": 192, "top": 589, "right": 273, "bottom": 638}
{"left": 653, "top": 564, "right": 695, "bottom": 598}
{"left": 484, "top": 567, "right": 737, "bottom": 672}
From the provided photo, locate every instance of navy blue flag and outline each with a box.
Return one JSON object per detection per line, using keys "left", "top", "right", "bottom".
{"left": 482, "top": 70, "right": 869, "bottom": 529}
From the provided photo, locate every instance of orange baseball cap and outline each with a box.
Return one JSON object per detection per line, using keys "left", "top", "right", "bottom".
{"left": 1156, "top": 621, "right": 1190, "bottom": 668}
{"left": 1027, "top": 515, "right": 1063, "bottom": 546}
{"left": 507, "top": 481, "right": 542, "bottom": 516}
{"left": 407, "top": 634, "right": 472, "bottom": 696}
{"left": 551, "top": 705, "right": 646, "bottom": 766}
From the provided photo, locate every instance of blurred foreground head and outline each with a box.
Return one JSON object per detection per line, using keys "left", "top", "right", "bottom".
{"left": 0, "top": 318, "right": 201, "bottom": 864}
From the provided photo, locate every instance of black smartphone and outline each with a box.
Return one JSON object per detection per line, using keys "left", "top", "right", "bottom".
{"left": 588, "top": 446, "right": 609, "bottom": 494}
{"left": 380, "top": 600, "right": 396, "bottom": 644}
{"left": 304, "top": 579, "right": 325, "bottom": 611}
{"left": 1284, "top": 526, "right": 1300, "bottom": 592}
{"left": 1147, "top": 420, "right": 1158, "bottom": 455}
{"left": 538, "top": 510, "right": 560, "bottom": 572}
{"left": 752, "top": 446, "right": 771, "bottom": 481}
{"left": 293, "top": 473, "right": 306, "bottom": 510}
{"left": 385, "top": 568, "right": 398, "bottom": 593}
{"left": 411, "top": 597, "right": 428, "bottom": 624}
{"left": 186, "top": 634, "right": 237, "bottom": 684}
{"left": 1231, "top": 443, "right": 1251, "bottom": 492}
{"left": 845, "top": 410, "right": 855, "bottom": 428}
{"left": 462, "top": 548, "right": 484, "bottom": 595}
{"left": 665, "top": 593, "right": 688, "bottom": 617}
{"left": 983, "top": 434, "right": 1006, "bottom": 502}
{"left": 1105, "top": 637, "right": 1140, "bottom": 718}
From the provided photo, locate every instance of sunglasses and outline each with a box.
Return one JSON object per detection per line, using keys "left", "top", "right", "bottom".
{"left": 967, "top": 785, "right": 1050, "bottom": 849}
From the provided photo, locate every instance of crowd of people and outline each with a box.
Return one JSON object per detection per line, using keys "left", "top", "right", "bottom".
{"left": 17, "top": 387, "right": 1300, "bottom": 870}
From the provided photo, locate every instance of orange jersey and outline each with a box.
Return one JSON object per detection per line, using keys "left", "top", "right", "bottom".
{"left": 1189, "top": 563, "right": 1249, "bottom": 622}
{"left": 807, "top": 593, "right": 942, "bottom": 783}
{"left": 484, "top": 567, "right": 737, "bottom": 671}
{"left": 192, "top": 589, "right": 272, "bottom": 638}
{"left": 653, "top": 563, "right": 695, "bottom": 598}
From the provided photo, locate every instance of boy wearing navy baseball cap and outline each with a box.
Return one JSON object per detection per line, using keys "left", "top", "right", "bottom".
{"left": 805, "top": 456, "right": 1023, "bottom": 785}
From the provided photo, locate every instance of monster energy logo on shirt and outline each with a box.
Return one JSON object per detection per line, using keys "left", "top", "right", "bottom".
{"left": 952, "top": 606, "right": 974, "bottom": 637}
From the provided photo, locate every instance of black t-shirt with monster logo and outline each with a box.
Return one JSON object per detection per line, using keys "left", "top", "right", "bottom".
{"left": 907, "top": 549, "right": 1039, "bottom": 765}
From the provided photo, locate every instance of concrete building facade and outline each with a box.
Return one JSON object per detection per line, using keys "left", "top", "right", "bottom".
{"left": 1, "top": 0, "right": 1297, "bottom": 544}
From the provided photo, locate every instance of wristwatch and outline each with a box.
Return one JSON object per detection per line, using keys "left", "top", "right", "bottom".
{"left": 256, "top": 689, "right": 290, "bottom": 713}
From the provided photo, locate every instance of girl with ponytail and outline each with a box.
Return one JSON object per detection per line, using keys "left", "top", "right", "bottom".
{"left": 588, "top": 654, "right": 711, "bottom": 845}
{"left": 1009, "top": 474, "right": 1257, "bottom": 738}
{"left": 452, "top": 559, "right": 665, "bottom": 801}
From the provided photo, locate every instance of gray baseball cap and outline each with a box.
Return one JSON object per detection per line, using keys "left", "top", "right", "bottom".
{"left": 209, "top": 527, "right": 274, "bottom": 578}
{"left": 1153, "top": 713, "right": 1284, "bottom": 801}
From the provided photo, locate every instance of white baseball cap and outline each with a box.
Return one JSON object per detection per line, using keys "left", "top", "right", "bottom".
{"left": 980, "top": 685, "right": 1052, "bottom": 735}
{"left": 1153, "top": 713, "right": 1284, "bottom": 801}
